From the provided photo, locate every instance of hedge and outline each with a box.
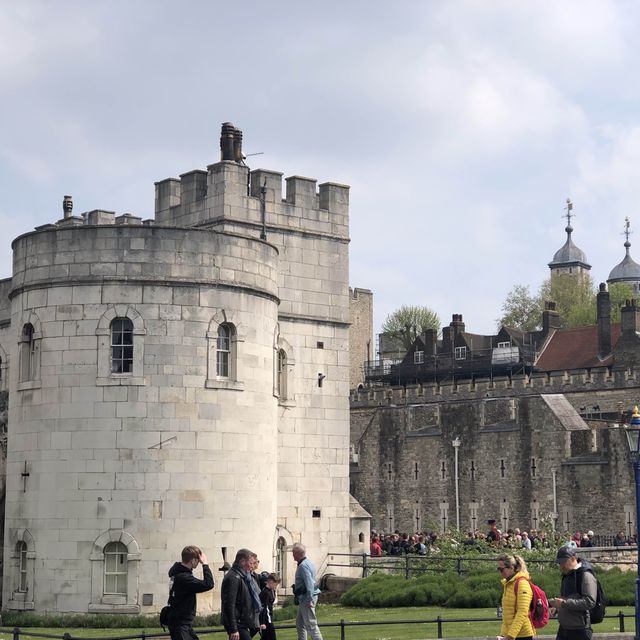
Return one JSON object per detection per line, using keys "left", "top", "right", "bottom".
{"left": 341, "top": 565, "right": 635, "bottom": 608}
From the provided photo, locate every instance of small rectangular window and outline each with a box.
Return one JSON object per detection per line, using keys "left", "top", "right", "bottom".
{"left": 497, "top": 341, "right": 510, "bottom": 348}
{"left": 414, "top": 350, "right": 424, "bottom": 364}
{"left": 317, "top": 341, "right": 324, "bottom": 349}
{"left": 312, "top": 509, "right": 321, "bottom": 518}
{"left": 454, "top": 346, "right": 467, "bottom": 360}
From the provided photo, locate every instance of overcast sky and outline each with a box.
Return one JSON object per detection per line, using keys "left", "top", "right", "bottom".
{"left": 2, "top": 0, "right": 640, "bottom": 336}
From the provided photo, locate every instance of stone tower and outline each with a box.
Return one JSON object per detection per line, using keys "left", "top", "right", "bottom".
{"left": 548, "top": 198, "right": 591, "bottom": 278}
{"left": 608, "top": 217, "right": 640, "bottom": 294}
{"left": 0, "top": 123, "right": 356, "bottom": 613}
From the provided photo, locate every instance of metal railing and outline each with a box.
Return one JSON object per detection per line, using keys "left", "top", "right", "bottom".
{"left": 0, "top": 612, "right": 635, "bottom": 640}
{"left": 325, "top": 551, "right": 639, "bottom": 579}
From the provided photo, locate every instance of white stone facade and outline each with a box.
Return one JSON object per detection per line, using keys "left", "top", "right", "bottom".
{"left": 0, "top": 133, "right": 360, "bottom": 613}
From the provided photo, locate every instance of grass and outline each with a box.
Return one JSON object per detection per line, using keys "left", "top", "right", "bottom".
{"left": 0, "top": 605, "right": 636, "bottom": 640}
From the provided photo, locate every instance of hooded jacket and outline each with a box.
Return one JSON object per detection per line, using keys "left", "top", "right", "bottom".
{"left": 557, "top": 561, "right": 597, "bottom": 630}
{"left": 167, "top": 562, "right": 214, "bottom": 626}
{"left": 500, "top": 570, "right": 534, "bottom": 639}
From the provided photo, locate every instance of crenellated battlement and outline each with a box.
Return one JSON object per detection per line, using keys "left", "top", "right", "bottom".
{"left": 349, "top": 366, "right": 640, "bottom": 408}
{"left": 153, "top": 124, "right": 349, "bottom": 239}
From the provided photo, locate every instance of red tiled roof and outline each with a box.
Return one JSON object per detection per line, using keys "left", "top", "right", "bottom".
{"left": 534, "top": 323, "right": 622, "bottom": 371}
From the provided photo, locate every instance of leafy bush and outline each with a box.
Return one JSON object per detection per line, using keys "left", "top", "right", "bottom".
{"left": 341, "top": 563, "right": 635, "bottom": 608}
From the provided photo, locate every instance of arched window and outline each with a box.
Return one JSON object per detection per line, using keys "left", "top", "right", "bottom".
{"left": 17, "top": 541, "right": 28, "bottom": 592}
{"left": 110, "top": 318, "right": 134, "bottom": 374}
{"left": 20, "top": 323, "right": 36, "bottom": 382}
{"left": 277, "top": 349, "right": 287, "bottom": 399}
{"left": 275, "top": 536, "right": 287, "bottom": 580}
{"left": 104, "top": 541, "right": 128, "bottom": 596}
{"left": 216, "top": 324, "right": 232, "bottom": 378}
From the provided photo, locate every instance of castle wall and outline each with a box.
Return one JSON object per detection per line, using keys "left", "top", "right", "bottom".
{"left": 3, "top": 223, "right": 280, "bottom": 612}
{"left": 349, "top": 288, "right": 373, "bottom": 389}
{"left": 351, "top": 373, "right": 638, "bottom": 535}
{"left": 155, "top": 160, "right": 354, "bottom": 576}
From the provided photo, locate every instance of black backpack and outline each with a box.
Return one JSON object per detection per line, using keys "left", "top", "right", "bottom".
{"left": 577, "top": 567, "right": 607, "bottom": 624}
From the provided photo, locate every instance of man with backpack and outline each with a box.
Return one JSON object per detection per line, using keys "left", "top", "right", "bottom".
{"left": 549, "top": 547, "right": 598, "bottom": 640}
{"left": 166, "top": 546, "right": 215, "bottom": 640}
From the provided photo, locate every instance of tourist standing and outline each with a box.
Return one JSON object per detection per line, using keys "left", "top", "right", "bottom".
{"left": 497, "top": 553, "right": 534, "bottom": 640}
{"left": 549, "top": 547, "right": 597, "bottom": 640}
{"left": 221, "top": 548, "right": 261, "bottom": 640}
{"left": 292, "top": 542, "right": 323, "bottom": 640}
{"left": 166, "top": 546, "right": 214, "bottom": 640}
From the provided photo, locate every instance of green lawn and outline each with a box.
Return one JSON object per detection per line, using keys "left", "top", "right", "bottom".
{"left": 0, "top": 606, "right": 635, "bottom": 640}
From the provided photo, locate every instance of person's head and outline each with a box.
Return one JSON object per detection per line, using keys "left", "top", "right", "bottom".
{"left": 181, "top": 545, "right": 202, "bottom": 568}
{"left": 496, "top": 553, "right": 527, "bottom": 580}
{"left": 522, "top": 531, "right": 529, "bottom": 539}
{"left": 587, "top": 530, "right": 594, "bottom": 539}
{"left": 292, "top": 542, "right": 306, "bottom": 562}
{"left": 556, "top": 546, "right": 579, "bottom": 574}
{"left": 235, "top": 548, "right": 255, "bottom": 571}
{"left": 250, "top": 555, "right": 259, "bottom": 572}
{"left": 266, "top": 572, "right": 281, "bottom": 590}
{"left": 488, "top": 519, "right": 497, "bottom": 528}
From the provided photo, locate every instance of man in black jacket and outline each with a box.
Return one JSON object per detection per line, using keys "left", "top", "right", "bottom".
{"left": 221, "top": 548, "right": 262, "bottom": 640}
{"left": 167, "top": 546, "right": 215, "bottom": 640}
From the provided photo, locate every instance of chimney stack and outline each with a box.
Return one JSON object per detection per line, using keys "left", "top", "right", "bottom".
{"left": 542, "top": 301, "right": 561, "bottom": 335}
{"left": 621, "top": 299, "right": 640, "bottom": 334}
{"left": 596, "top": 283, "right": 611, "bottom": 359}
{"left": 220, "top": 122, "right": 244, "bottom": 163}
{"left": 63, "top": 195, "right": 73, "bottom": 219}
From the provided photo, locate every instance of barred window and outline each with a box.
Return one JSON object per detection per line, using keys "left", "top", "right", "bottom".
{"left": 111, "top": 318, "right": 134, "bottom": 373}
{"left": 104, "top": 542, "right": 128, "bottom": 596}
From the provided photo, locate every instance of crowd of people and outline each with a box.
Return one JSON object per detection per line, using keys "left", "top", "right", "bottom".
{"left": 370, "top": 519, "right": 636, "bottom": 556}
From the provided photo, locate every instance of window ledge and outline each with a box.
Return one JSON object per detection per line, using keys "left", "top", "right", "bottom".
{"left": 6, "top": 598, "right": 35, "bottom": 610}
{"left": 88, "top": 603, "right": 141, "bottom": 614}
{"left": 205, "top": 379, "right": 244, "bottom": 391}
{"left": 278, "top": 398, "right": 296, "bottom": 408}
{"left": 17, "top": 380, "right": 41, "bottom": 391}
{"left": 97, "top": 376, "right": 146, "bottom": 387}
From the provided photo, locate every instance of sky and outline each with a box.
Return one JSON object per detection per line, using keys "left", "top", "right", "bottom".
{"left": 2, "top": 0, "right": 640, "bottom": 336}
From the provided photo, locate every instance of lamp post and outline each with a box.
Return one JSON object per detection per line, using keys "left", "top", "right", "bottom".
{"left": 624, "top": 406, "right": 640, "bottom": 640}
{"left": 452, "top": 437, "right": 461, "bottom": 530}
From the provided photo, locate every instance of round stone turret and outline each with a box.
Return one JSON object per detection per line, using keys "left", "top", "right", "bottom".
{"left": 548, "top": 199, "right": 591, "bottom": 276}
{"left": 608, "top": 217, "right": 640, "bottom": 293}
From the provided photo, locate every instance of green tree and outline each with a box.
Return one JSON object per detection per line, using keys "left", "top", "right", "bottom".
{"left": 381, "top": 305, "right": 441, "bottom": 350}
{"left": 538, "top": 273, "right": 596, "bottom": 328}
{"left": 497, "top": 284, "right": 543, "bottom": 331}
{"left": 609, "top": 282, "right": 636, "bottom": 322}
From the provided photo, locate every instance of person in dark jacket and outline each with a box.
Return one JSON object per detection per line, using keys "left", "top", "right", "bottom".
{"left": 221, "top": 548, "right": 262, "bottom": 640}
{"left": 549, "top": 546, "right": 597, "bottom": 640}
{"left": 167, "top": 546, "right": 214, "bottom": 640}
{"left": 259, "top": 572, "right": 281, "bottom": 640}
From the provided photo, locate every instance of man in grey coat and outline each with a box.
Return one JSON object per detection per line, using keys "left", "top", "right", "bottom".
{"left": 549, "top": 547, "right": 597, "bottom": 640}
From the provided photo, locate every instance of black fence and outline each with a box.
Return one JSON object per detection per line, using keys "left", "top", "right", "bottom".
{"left": 325, "top": 551, "right": 638, "bottom": 579}
{"left": 0, "top": 612, "right": 635, "bottom": 640}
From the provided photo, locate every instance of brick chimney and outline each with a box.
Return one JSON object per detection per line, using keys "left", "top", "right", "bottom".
{"left": 450, "top": 314, "right": 465, "bottom": 341}
{"left": 621, "top": 299, "right": 640, "bottom": 333}
{"left": 542, "top": 301, "right": 561, "bottom": 335}
{"left": 596, "top": 283, "right": 611, "bottom": 359}
{"left": 422, "top": 328, "right": 437, "bottom": 355}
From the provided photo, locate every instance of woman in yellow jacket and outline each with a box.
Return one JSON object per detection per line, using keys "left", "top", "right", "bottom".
{"left": 497, "top": 554, "right": 534, "bottom": 640}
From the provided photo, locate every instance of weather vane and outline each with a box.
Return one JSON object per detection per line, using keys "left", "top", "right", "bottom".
{"left": 623, "top": 217, "right": 632, "bottom": 245}
{"left": 563, "top": 198, "right": 574, "bottom": 228}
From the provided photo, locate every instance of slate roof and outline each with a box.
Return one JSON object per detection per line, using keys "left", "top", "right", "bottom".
{"left": 549, "top": 227, "right": 591, "bottom": 269}
{"left": 534, "top": 324, "right": 622, "bottom": 371}
{"left": 608, "top": 246, "right": 640, "bottom": 282}
{"left": 541, "top": 394, "right": 590, "bottom": 431}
